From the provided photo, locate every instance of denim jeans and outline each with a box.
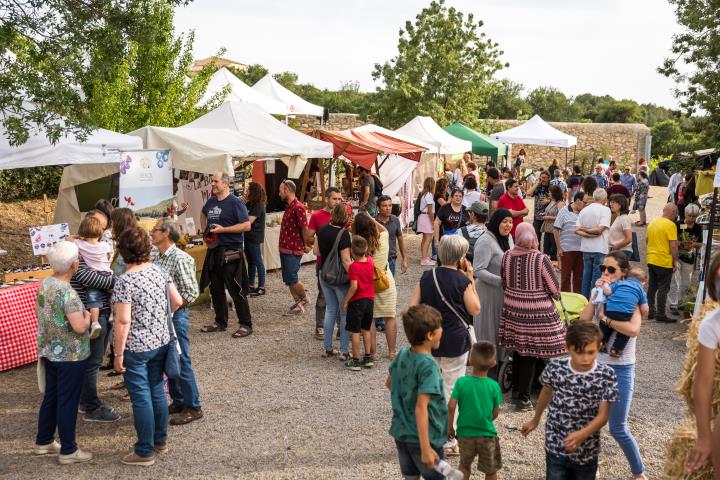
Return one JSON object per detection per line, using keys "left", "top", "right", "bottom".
{"left": 608, "top": 363, "right": 645, "bottom": 475}
{"left": 395, "top": 440, "right": 444, "bottom": 480}
{"left": 85, "top": 288, "right": 105, "bottom": 310}
{"left": 319, "top": 277, "right": 350, "bottom": 354}
{"left": 244, "top": 240, "right": 266, "bottom": 288}
{"left": 546, "top": 452, "right": 598, "bottom": 480}
{"left": 123, "top": 344, "right": 169, "bottom": 457}
{"left": 36, "top": 359, "right": 87, "bottom": 454}
{"left": 80, "top": 311, "right": 110, "bottom": 412}
{"left": 168, "top": 307, "right": 201, "bottom": 410}
{"left": 581, "top": 252, "right": 606, "bottom": 299}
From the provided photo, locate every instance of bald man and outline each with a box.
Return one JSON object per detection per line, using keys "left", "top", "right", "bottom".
{"left": 646, "top": 203, "right": 680, "bottom": 322}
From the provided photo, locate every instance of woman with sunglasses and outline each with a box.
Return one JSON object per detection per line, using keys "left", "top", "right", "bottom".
{"left": 578, "top": 251, "right": 647, "bottom": 480}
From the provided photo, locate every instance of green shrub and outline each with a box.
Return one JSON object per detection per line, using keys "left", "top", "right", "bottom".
{"left": 0, "top": 167, "right": 63, "bottom": 200}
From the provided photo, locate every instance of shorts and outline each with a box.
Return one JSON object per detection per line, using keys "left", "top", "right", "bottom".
{"left": 346, "top": 298, "right": 374, "bottom": 333}
{"left": 85, "top": 287, "right": 105, "bottom": 310}
{"left": 458, "top": 436, "right": 502, "bottom": 474}
{"left": 280, "top": 253, "right": 302, "bottom": 286}
{"left": 395, "top": 440, "right": 444, "bottom": 480}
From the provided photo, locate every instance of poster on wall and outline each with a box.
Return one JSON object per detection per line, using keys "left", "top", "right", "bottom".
{"left": 29, "top": 224, "right": 69, "bottom": 256}
{"left": 234, "top": 170, "right": 246, "bottom": 198}
{"left": 176, "top": 171, "right": 213, "bottom": 235}
{"left": 118, "top": 150, "right": 173, "bottom": 217}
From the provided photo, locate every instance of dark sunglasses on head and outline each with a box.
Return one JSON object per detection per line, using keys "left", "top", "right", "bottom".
{"left": 599, "top": 265, "right": 617, "bottom": 274}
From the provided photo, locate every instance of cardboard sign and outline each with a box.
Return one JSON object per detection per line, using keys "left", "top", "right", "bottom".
{"left": 176, "top": 171, "right": 213, "bottom": 235}
{"left": 29, "top": 224, "right": 69, "bottom": 256}
{"left": 118, "top": 150, "right": 173, "bottom": 216}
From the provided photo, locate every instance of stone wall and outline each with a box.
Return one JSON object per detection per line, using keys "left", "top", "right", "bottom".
{"left": 487, "top": 120, "right": 651, "bottom": 172}
{"left": 292, "top": 113, "right": 365, "bottom": 131}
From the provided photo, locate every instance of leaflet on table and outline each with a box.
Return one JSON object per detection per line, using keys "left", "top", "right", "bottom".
{"left": 29, "top": 224, "right": 69, "bottom": 255}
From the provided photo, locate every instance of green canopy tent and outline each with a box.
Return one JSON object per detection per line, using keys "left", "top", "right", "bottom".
{"left": 443, "top": 123, "right": 507, "bottom": 162}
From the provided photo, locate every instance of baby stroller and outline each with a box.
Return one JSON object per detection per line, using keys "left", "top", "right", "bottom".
{"left": 497, "top": 292, "right": 589, "bottom": 393}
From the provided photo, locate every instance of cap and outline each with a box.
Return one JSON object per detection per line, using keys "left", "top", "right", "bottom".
{"left": 469, "top": 201, "right": 489, "bottom": 216}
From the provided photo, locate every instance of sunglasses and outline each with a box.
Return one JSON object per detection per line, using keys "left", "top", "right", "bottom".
{"left": 599, "top": 265, "right": 617, "bottom": 274}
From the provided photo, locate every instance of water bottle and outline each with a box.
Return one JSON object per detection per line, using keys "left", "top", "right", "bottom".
{"left": 435, "top": 459, "right": 464, "bottom": 480}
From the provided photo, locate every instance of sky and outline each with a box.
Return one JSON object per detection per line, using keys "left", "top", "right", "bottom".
{"left": 174, "top": 0, "right": 682, "bottom": 109}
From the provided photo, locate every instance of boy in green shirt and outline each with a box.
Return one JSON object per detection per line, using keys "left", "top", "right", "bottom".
{"left": 387, "top": 305, "right": 447, "bottom": 480}
{"left": 448, "top": 341, "right": 503, "bottom": 480}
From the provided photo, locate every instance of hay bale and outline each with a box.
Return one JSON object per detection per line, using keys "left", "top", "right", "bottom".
{"left": 663, "top": 420, "right": 713, "bottom": 479}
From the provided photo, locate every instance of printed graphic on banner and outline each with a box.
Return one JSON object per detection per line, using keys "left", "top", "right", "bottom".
{"left": 119, "top": 150, "right": 173, "bottom": 217}
{"left": 177, "top": 171, "right": 213, "bottom": 235}
{"left": 29, "top": 224, "right": 69, "bottom": 256}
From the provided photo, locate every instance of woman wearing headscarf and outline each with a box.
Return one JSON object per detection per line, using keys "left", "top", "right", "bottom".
{"left": 473, "top": 209, "right": 515, "bottom": 379}
{"left": 499, "top": 222, "right": 566, "bottom": 411}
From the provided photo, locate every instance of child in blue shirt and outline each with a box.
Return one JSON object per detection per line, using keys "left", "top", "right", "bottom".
{"left": 592, "top": 266, "right": 649, "bottom": 356}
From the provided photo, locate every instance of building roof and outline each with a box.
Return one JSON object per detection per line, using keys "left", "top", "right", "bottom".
{"left": 189, "top": 56, "right": 247, "bottom": 75}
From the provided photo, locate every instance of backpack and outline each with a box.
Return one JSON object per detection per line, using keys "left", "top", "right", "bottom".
{"left": 320, "top": 228, "right": 348, "bottom": 286}
{"left": 412, "top": 191, "right": 423, "bottom": 234}
{"left": 460, "top": 227, "right": 484, "bottom": 262}
{"left": 372, "top": 174, "right": 383, "bottom": 197}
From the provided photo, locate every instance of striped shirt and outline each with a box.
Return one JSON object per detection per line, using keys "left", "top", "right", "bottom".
{"left": 152, "top": 244, "right": 199, "bottom": 304}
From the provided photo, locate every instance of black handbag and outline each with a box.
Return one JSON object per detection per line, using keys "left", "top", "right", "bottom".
{"left": 223, "top": 248, "right": 242, "bottom": 264}
{"left": 320, "top": 228, "right": 348, "bottom": 286}
{"left": 163, "top": 284, "right": 181, "bottom": 379}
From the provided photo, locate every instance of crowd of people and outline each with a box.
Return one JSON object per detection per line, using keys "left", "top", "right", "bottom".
{"left": 31, "top": 153, "right": 709, "bottom": 479}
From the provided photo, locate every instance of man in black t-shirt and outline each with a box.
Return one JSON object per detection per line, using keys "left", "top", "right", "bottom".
{"left": 526, "top": 171, "right": 551, "bottom": 241}
{"left": 566, "top": 165, "right": 584, "bottom": 202}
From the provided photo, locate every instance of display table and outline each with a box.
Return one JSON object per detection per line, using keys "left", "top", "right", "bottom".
{"left": 262, "top": 224, "right": 315, "bottom": 270}
{"left": 0, "top": 282, "right": 40, "bottom": 371}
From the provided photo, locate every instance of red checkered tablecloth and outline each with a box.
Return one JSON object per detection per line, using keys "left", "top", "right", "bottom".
{"left": 0, "top": 283, "right": 40, "bottom": 371}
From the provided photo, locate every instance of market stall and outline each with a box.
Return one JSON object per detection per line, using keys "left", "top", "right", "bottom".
{"left": 491, "top": 114, "right": 577, "bottom": 167}
{"left": 252, "top": 74, "right": 324, "bottom": 117}
{"left": 443, "top": 123, "right": 507, "bottom": 163}
{"left": 198, "top": 68, "right": 288, "bottom": 115}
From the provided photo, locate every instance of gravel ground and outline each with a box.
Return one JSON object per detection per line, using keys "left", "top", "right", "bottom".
{"left": 0, "top": 187, "right": 689, "bottom": 479}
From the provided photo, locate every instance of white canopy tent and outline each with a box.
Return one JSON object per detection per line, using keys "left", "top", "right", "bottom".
{"left": 252, "top": 74, "right": 324, "bottom": 117}
{"left": 397, "top": 116, "right": 473, "bottom": 154}
{"left": 0, "top": 126, "right": 142, "bottom": 170}
{"left": 197, "top": 68, "right": 288, "bottom": 116}
{"left": 184, "top": 102, "right": 333, "bottom": 160}
{"left": 491, "top": 114, "right": 577, "bottom": 148}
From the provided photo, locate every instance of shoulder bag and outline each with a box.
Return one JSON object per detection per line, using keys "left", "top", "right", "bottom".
{"left": 431, "top": 268, "right": 477, "bottom": 346}
{"left": 163, "top": 283, "right": 182, "bottom": 379}
{"left": 320, "top": 228, "right": 348, "bottom": 286}
{"left": 374, "top": 263, "right": 390, "bottom": 293}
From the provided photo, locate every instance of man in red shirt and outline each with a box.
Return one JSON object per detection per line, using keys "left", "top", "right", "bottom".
{"left": 605, "top": 172, "right": 631, "bottom": 199}
{"left": 496, "top": 178, "right": 529, "bottom": 237}
{"left": 305, "top": 186, "right": 344, "bottom": 339}
{"left": 279, "top": 180, "right": 311, "bottom": 315}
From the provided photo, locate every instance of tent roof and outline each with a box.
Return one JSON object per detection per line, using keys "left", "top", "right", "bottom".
{"left": 129, "top": 126, "right": 306, "bottom": 176}
{"left": 253, "top": 74, "right": 324, "bottom": 117}
{"left": 184, "top": 102, "right": 333, "bottom": 159}
{"left": 443, "top": 123, "right": 507, "bottom": 160}
{"left": 491, "top": 115, "right": 577, "bottom": 148}
{"left": 354, "top": 124, "right": 436, "bottom": 151}
{"left": 396, "top": 116, "right": 472, "bottom": 154}
{"left": 198, "top": 68, "right": 288, "bottom": 115}
{"left": 308, "top": 129, "right": 427, "bottom": 170}
{"left": 0, "top": 124, "right": 142, "bottom": 170}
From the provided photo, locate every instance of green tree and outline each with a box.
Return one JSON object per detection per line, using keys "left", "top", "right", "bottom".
{"left": 84, "top": 1, "right": 221, "bottom": 133}
{"left": 0, "top": 0, "right": 192, "bottom": 146}
{"left": 651, "top": 119, "right": 684, "bottom": 156}
{"left": 595, "top": 99, "right": 643, "bottom": 123}
{"left": 232, "top": 64, "right": 269, "bottom": 85}
{"left": 659, "top": 0, "right": 720, "bottom": 146}
{"left": 479, "top": 79, "right": 531, "bottom": 120}
{"left": 526, "top": 86, "right": 578, "bottom": 121}
{"left": 370, "top": 0, "right": 506, "bottom": 128}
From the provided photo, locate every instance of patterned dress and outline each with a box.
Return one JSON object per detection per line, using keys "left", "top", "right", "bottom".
{"left": 498, "top": 249, "right": 566, "bottom": 358}
{"left": 633, "top": 179, "right": 649, "bottom": 211}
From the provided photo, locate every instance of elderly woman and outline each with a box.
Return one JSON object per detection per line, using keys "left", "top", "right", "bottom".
{"left": 669, "top": 203, "right": 703, "bottom": 315}
{"left": 553, "top": 190, "right": 586, "bottom": 293}
{"left": 633, "top": 171, "right": 649, "bottom": 226}
{"left": 113, "top": 226, "right": 182, "bottom": 466}
{"left": 578, "top": 252, "right": 647, "bottom": 480}
{"left": 608, "top": 194, "right": 633, "bottom": 258}
{"left": 352, "top": 212, "right": 398, "bottom": 357}
{"left": 409, "top": 234, "right": 481, "bottom": 455}
{"left": 499, "top": 222, "right": 566, "bottom": 411}
{"left": 34, "top": 242, "right": 93, "bottom": 464}
{"left": 473, "top": 209, "right": 514, "bottom": 379}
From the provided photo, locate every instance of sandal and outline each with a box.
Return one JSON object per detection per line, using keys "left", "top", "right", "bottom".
{"left": 337, "top": 353, "right": 349, "bottom": 362}
{"left": 200, "top": 324, "right": 226, "bottom": 333}
{"left": 249, "top": 287, "right": 265, "bottom": 297}
{"left": 321, "top": 349, "right": 337, "bottom": 358}
{"left": 231, "top": 326, "right": 253, "bottom": 338}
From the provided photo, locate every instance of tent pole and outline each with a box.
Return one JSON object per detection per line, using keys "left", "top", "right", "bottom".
{"left": 298, "top": 159, "right": 313, "bottom": 204}
{"left": 565, "top": 148, "right": 568, "bottom": 169}
{"left": 318, "top": 159, "right": 326, "bottom": 197}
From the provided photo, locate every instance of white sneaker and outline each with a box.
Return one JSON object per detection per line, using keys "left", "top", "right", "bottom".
{"left": 34, "top": 440, "right": 60, "bottom": 455}
{"left": 89, "top": 321, "right": 102, "bottom": 340}
{"left": 420, "top": 258, "right": 437, "bottom": 266}
{"left": 58, "top": 448, "right": 93, "bottom": 464}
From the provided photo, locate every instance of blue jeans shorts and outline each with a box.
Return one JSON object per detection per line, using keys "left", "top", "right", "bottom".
{"left": 395, "top": 440, "right": 444, "bottom": 480}
{"left": 280, "top": 253, "right": 302, "bottom": 286}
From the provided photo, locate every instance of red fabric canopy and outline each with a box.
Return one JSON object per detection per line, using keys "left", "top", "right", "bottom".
{"left": 308, "top": 129, "right": 426, "bottom": 170}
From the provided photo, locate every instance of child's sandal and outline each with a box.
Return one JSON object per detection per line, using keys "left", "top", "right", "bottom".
{"left": 321, "top": 349, "right": 337, "bottom": 358}
{"left": 337, "top": 353, "right": 349, "bottom": 362}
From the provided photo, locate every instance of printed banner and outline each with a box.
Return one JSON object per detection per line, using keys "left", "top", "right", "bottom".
{"left": 29, "top": 224, "right": 69, "bottom": 256}
{"left": 176, "top": 171, "right": 213, "bottom": 236}
{"left": 118, "top": 150, "right": 173, "bottom": 217}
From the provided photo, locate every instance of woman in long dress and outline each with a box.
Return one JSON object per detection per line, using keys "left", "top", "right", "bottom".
{"left": 472, "top": 209, "right": 514, "bottom": 379}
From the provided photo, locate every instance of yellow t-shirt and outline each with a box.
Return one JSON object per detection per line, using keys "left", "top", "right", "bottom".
{"left": 647, "top": 217, "right": 677, "bottom": 268}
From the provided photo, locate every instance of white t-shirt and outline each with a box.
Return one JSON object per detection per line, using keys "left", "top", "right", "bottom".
{"left": 576, "top": 203, "right": 611, "bottom": 254}
{"left": 462, "top": 190, "right": 482, "bottom": 209}
{"left": 698, "top": 308, "right": 720, "bottom": 349}
{"left": 608, "top": 214, "right": 632, "bottom": 252}
{"left": 419, "top": 192, "right": 434, "bottom": 213}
